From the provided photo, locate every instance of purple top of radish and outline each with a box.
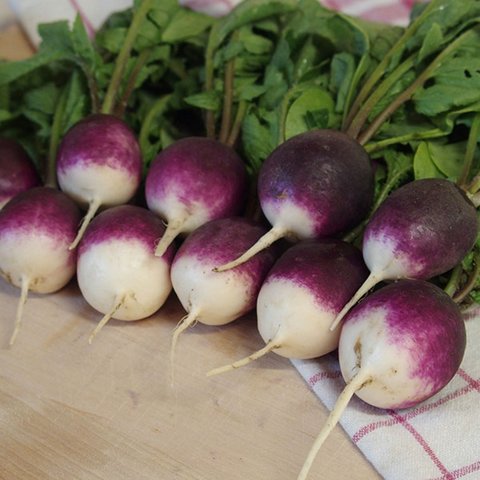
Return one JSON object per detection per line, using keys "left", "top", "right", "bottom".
{"left": 258, "top": 129, "right": 374, "bottom": 236}
{"left": 173, "top": 217, "right": 277, "bottom": 296}
{"left": 265, "top": 239, "right": 368, "bottom": 311}
{"left": 0, "top": 186, "right": 81, "bottom": 244}
{"left": 343, "top": 280, "right": 465, "bottom": 408}
{"left": 0, "top": 138, "right": 40, "bottom": 204}
{"left": 79, "top": 205, "right": 175, "bottom": 262}
{"left": 363, "top": 178, "right": 478, "bottom": 279}
{"left": 145, "top": 137, "right": 247, "bottom": 219}
{"left": 56, "top": 114, "right": 142, "bottom": 178}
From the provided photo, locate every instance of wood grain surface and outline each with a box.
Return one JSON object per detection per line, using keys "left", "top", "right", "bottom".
{"left": 0, "top": 22, "right": 381, "bottom": 480}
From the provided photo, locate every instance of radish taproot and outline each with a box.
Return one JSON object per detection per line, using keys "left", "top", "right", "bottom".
{"left": 56, "top": 113, "right": 142, "bottom": 250}
{"left": 0, "top": 137, "right": 40, "bottom": 210}
{"left": 169, "top": 217, "right": 278, "bottom": 380}
{"left": 214, "top": 129, "right": 374, "bottom": 272}
{"left": 145, "top": 137, "right": 247, "bottom": 257}
{"left": 298, "top": 279, "right": 466, "bottom": 480}
{"left": 330, "top": 178, "right": 478, "bottom": 330}
{"left": 76, "top": 205, "right": 175, "bottom": 343}
{"left": 207, "top": 239, "right": 369, "bottom": 376}
{"left": 0, "top": 186, "right": 81, "bottom": 345}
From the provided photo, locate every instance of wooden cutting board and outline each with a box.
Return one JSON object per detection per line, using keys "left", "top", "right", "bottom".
{"left": 0, "top": 23, "right": 381, "bottom": 480}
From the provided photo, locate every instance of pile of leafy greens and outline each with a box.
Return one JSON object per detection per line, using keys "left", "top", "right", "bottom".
{"left": 1, "top": 0, "right": 480, "bottom": 303}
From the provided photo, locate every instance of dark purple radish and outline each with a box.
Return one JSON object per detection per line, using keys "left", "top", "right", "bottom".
{"left": 330, "top": 178, "right": 478, "bottom": 331}
{"left": 145, "top": 137, "right": 247, "bottom": 257}
{"left": 0, "top": 187, "right": 81, "bottom": 345}
{"left": 215, "top": 129, "right": 374, "bottom": 272}
{"left": 298, "top": 279, "right": 466, "bottom": 480}
{"left": 207, "top": 239, "right": 369, "bottom": 377}
{"left": 0, "top": 138, "right": 40, "bottom": 209}
{"left": 56, "top": 113, "right": 142, "bottom": 250}
{"left": 170, "top": 217, "right": 278, "bottom": 381}
{"left": 77, "top": 205, "right": 175, "bottom": 343}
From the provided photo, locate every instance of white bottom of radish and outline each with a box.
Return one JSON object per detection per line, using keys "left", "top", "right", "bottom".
{"left": 171, "top": 255, "right": 252, "bottom": 325}
{"left": 257, "top": 280, "right": 340, "bottom": 359}
{"left": 363, "top": 234, "right": 421, "bottom": 278}
{"left": 77, "top": 240, "right": 171, "bottom": 321}
{"left": 58, "top": 164, "right": 138, "bottom": 207}
{"left": 147, "top": 193, "right": 211, "bottom": 234}
{"left": 339, "top": 307, "right": 425, "bottom": 409}
{"left": 261, "top": 200, "right": 315, "bottom": 239}
{"left": 0, "top": 231, "right": 75, "bottom": 293}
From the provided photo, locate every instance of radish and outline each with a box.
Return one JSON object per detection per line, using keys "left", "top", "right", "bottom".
{"left": 297, "top": 279, "right": 466, "bottom": 480}
{"left": 76, "top": 205, "right": 175, "bottom": 343}
{"left": 214, "top": 129, "right": 374, "bottom": 272}
{"left": 169, "top": 217, "right": 278, "bottom": 380}
{"left": 330, "top": 178, "right": 478, "bottom": 330}
{"left": 0, "top": 186, "right": 81, "bottom": 345}
{"left": 207, "top": 239, "right": 369, "bottom": 376}
{"left": 0, "top": 137, "right": 40, "bottom": 209}
{"left": 56, "top": 113, "right": 142, "bottom": 250}
{"left": 145, "top": 137, "right": 248, "bottom": 257}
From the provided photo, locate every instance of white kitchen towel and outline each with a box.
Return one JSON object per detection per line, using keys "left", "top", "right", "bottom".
{"left": 291, "top": 309, "right": 480, "bottom": 480}
{"left": 8, "top": 0, "right": 419, "bottom": 46}
{"left": 180, "top": 0, "right": 417, "bottom": 25}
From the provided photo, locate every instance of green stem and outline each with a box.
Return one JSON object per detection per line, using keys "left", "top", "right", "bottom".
{"left": 277, "top": 88, "right": 297, "bottom": 145}
{"left": 342, "top": 163, "right": 411, "bottom": 243}
{"left": 226, "top": 100, "right": 247, "bottom": 148}
{"left": 342, "top": 0, "right": 438, "bottom": 131}
{"left": 114, "top": 48, "right": 152, "bottom": 118}
{"left": 45, "top": 87, "right": 68, "bottom": 188}
{"left": 453, "top": 251, "right": 480, "bottom": 303}
{"left": 204, "top": 23, "right": 220, "bottom": 138}
{"left": 219, "top": 55, "right": 236, "bottom": 144}
{"left": 444, "top": 264, "right": 464, "bottom": 298}
{"left": 364, "top": 128, "right": 445, "bottom": 154}
{"left": 358, "top": 28, "right": 477, "bottom": 146}
{"left": 139, "top": 94, "right": 172, "bottom": 155}
{"left": 347, "top": 55, "right": 415, "bottom": 140}
{"left": 458, "top": 113, "right": 480, "bottom": 187}
{"left": 101, "top": 0, "right": 154, "bottom": 115}
{"left": 82, "top": 65, "right": 100, "bottom": 114}
{"left": 467, "top": 174, "right": 480, "bottom": 194}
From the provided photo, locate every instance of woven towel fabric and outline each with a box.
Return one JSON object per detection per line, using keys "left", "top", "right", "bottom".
{"left": 291, "top": 310, "right": 480, "bottom": 480}
{"left": 180, "top": 0, "right": 417, "bottom": 25}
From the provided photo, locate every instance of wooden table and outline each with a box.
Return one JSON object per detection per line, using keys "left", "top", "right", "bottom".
{"left": 0, "top": 23, "right": 381, "bottom": 480}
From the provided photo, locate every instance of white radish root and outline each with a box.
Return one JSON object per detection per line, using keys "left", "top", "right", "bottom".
{"left": 88, "top": 294, "right": 126, "bottom": 344}
{"left": 169, "top": 308, "right": 199, "bottom": 386}
{"left": 297, "top": 370, "right": 371, "bottom": 480}
{"left": 329, "top": 272, "right": 382, "bottom": 331}
{"left": 9, "top": 275, "right": 30, "bottom": 346}
{"left": 213, "top": 226, "right": 286, "bottom": 272}
{"left": 69, "top": 197, "right": 101, "bottom": 250}
{"left": 206, "top": 340, "right": 280, "bottom": 377}
{"left": 155, "top": 217, "right": 187, "bottom": 257}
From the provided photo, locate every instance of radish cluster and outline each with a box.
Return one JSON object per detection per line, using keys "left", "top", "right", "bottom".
{"left": 0, "top": 117, "right": 476, "bottom": 480}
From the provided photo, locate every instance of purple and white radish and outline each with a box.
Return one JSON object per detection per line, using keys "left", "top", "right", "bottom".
{"left": 208, "top": 239, "right": 368, "bottom": 376}
{"left": 0, "top": 187, "right": 81, "bottom": 345}
{"left": 145, "top": 137, "right": 247, "bottom": 257}
{"left": 77, "top": 205, "right": 175, "bottom": 343}
{"left": 215, "top": 129, "right": 374, "bottom": 272}
{"left": 330, "top": 178, "right": 478, "bottom": 330}
{"left": 0, "top": 137, "right": 40, "bottom": 209}
{"left": 56, "top": 113, "right": 142, "bottom": 249}
{"left": 169, "top": 217, "right": 278, "bottom": 378}
{"left": 298, "top": 279, "right": 466, "bottom": 480}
